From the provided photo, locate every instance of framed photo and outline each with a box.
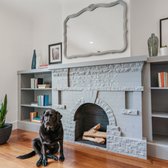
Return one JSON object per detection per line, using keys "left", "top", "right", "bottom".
{"left": 48, "top": 42, "right": 62, "bottom": 64}
{"left": 160, "top": 17, "right": 168, "bottom": 47}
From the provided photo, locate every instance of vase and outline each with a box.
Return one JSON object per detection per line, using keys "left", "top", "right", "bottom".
{"left": 147, "top": 33, "right": 159, "bottom": 57}
{"left": 31, "top": 49, "right": 36, "bottom": 69}
{"left": 0, "top": 123, "right": 12, "bottom": 145}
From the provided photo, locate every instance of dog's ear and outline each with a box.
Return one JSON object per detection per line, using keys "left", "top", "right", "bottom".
{"left": 56, "top": 111, "right": 62, "bottom": 123}
{"left": 41, "top": 110, "right": 46, "bottom": 123}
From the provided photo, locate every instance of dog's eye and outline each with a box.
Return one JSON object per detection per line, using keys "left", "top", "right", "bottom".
{"left": 45, "top": 113, "right": 49, "bottom": 117}
{"left": 50, "top": 114, "right": 52, "bottom": 117}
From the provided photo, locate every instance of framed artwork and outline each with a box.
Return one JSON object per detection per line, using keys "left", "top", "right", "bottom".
{"left": 48, "top": 42, "right": 62, "bottom": 64}
{"left": 160, "top": 17, "right": 168, "bottom": 47}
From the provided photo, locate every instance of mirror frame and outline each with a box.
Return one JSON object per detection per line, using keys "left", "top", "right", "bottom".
{"left": 63, "top": 0, "right": 128, "bottom": 59}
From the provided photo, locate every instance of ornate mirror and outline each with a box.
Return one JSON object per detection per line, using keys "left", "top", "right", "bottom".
{"left": 63, "top": 0, "right": 128, "bottom": 59}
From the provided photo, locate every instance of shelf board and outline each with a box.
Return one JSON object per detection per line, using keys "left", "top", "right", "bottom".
{"left": 151, "top": 87, "right": 168, "bottom": 90}
{"left": 148, "top": 55, "right": 168, "bottom": 63}
{"left": 19, "top": 119, "right": 40, "bottom": 125}
{"left": 18, "top": 68, "right": 51, "bottom": 74}
{"left": 152, "top": 112, "right": 168, "bottom": 118}
{"left": 152, "top": 134, "right": 168, "bottom": 146}
{"left": 21, "top": 88, "right": 52, "bottom": 91}
{"left": 21, "top": 104, "right": 52, "bottom": 109}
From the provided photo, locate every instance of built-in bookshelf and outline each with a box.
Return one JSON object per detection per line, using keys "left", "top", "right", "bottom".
{"left": 149, "top": 56, "right": 168, "bottom": 146}
{"left": 18, "top": 69, "right": 52, "bottom": 130}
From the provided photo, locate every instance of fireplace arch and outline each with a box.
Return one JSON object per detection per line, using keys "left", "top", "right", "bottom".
{"left": 74, "top": 103, "right": 109, "bottom": 139}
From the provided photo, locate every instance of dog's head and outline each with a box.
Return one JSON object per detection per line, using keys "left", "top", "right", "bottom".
{"left": 42, "top": 109, "right": 62, "bottom": 131}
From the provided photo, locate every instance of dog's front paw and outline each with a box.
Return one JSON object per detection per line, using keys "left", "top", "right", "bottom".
{"left": 59, "top": 155, "right": 65, "bottom": 162}
{"left": 36, "top": 157, "right": 42, "bottom": 167}
{"left": 47, "top": 154, "right": 58, "bottom": 161}
{"left": 42, "top": 159, "right": 48, "bottom": 167}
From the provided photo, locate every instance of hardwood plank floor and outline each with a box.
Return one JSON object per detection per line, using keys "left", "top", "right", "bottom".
{"left": 0, "top": 129, "right": 168, "bottom": 168}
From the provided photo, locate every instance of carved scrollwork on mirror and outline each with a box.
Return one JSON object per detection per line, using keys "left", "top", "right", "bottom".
{"left": 63, "top": 0, "right": 128, "bottom": 59}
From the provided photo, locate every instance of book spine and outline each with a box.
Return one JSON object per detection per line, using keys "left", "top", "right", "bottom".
{"left": 167, "top": 73, "right": 168, "bottom": 87}
{"left": 37, "top": 95, "right": 41, "bottom": 106}
{"left": 164, "top": 72, "right": 167, "bottom": 87}
{"left": 158, "top": 73, "right": 161, "bottom": 87}
{"left": 31, "top": 78, "right": 35, "bottom": 89}
{"left": 160, "top": 72, "right": 164, "bottom": 87}
{"left": 41, "top": 95, "right": 44, "bottom": 106}
{"left": 44, "top": 95, "right": 49, "bottom": 106}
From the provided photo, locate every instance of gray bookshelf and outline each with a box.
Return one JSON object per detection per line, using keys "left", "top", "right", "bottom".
{"left": 147, "top": 55, "right": 168, "bottom": 160}
{"left": 17, "top": 69, "right": 52, "bottom": 131}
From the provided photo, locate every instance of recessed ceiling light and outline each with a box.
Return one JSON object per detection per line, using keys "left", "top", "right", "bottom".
{"left": 89, "top": 41, "right": 94, "bottom": 44}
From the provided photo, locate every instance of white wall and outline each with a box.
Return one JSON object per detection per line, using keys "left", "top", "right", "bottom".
{"left": 32, "top": 2, "right": 62, "bottom": 65}
{"left": 131, "top": 0, "right": 168, "bottom": 56}
{"left": 2, "top": 0, "right": 168, "bottom": 125}
{"left": 32, "top": 0, "right": 130, "bottom": 64}
{"left": 0, "top": 5, "right": 33, "bottom": 128}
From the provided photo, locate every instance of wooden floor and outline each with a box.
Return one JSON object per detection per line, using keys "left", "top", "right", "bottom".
{"left": 0, "top": 130, "right": 168, "bottom": 168}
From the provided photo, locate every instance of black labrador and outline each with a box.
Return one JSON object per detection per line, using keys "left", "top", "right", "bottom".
{"left": 17, "top": 109, "right": 65, "bottom": 167}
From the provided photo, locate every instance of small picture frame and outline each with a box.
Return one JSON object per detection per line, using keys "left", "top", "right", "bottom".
{"left": 160, "top": 17, "right": 168, "bottom": 47}
{"left": 48, "top": 42, "right": 62, "bottom": 64}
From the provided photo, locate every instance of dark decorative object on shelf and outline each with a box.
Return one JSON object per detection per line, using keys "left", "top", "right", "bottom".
{"left": 147, "top": 33, "right": 159, "bottom": 57}
{"left": 0, "top": 95, "right": 12, "bottom": 145}
{"left": 31, "top": 49, "right": 36, "bottom": 69}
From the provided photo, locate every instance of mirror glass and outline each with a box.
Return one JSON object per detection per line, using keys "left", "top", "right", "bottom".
{"left": 64, "top": 1, "right": 128, "bottom": 59}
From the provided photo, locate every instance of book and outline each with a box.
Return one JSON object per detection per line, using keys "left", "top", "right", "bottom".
{"left": 30, "top": 112, "right": 37, "bottom": 122}
{"left": 39, "top": 64, "right": 48, "bottom": 69}
{"left": 34, "top": 78, "right": 43, "bottom": 88}
{"left": 38, "top": 84, "right": 51, "bottom": 89}
{"left": 32, "top": 116, "right": 41, "bottom": 123}
{"left": 31, "top": 78, "right": 35, "bottom": 89}
{"left": 158, "top": 72, "right": 168, "bottom": 87}
{"left": 44, "top": 95, "right": 49, "bottom": 106}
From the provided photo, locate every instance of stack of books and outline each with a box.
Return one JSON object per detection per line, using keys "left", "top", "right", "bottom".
{"left": 31, "top": 78, "right": 43, "bottom": 89}
{"left": 37, "top": 95, "right": 49, "bottom": 106}
{"left": 158, "top": 72, "right": 168, "bottom": 87}
{"left": 30, "top": 112, "right": 41, "bottom": 123}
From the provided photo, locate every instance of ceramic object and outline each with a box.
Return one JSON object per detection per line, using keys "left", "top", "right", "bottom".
{"left": 160, "top": 47, "right": 168, "bottom": 56}
{"left": 0, "top": 124, "right": 12, "bottom": 144}
{"left": 148, "top": 33, "right": 159, "bottom": 56}
{"left": 31, "top": 50, "right": 36, "bottom": 69}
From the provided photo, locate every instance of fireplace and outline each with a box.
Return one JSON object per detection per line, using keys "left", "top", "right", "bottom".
{"left": 52, "top": 60, "right": 147, "bottom": 159}
{"left": 74, "top": 103, "right": 109, "bottom": 148}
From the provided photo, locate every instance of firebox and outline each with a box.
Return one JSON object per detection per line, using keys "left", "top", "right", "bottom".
{"left": 74, "top": 103, "right": 109, "bottom": 148}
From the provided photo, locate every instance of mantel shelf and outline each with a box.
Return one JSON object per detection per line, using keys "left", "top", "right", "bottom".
{"left": 151, "top": 87, "right": 168, "bottom": 90}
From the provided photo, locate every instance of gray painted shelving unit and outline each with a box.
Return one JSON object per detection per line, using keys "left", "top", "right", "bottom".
{"left": 17, "top": 68, "right": 52, "bottom": 132}
{"left": 146, "top": 55, "right": 168, "bottom": 160}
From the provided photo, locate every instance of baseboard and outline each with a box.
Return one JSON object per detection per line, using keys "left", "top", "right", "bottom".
{"left": 11, "top": 121, "right": 18, "bottom": 130}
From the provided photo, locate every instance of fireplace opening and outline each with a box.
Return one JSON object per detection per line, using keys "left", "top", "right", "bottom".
{"left": 74, "top": 103, "right": 109, "bottom": 148}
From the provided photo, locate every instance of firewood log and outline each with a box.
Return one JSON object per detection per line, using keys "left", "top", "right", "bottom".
{"left": 82, "top": 136, "right": 105, "bottom": 144}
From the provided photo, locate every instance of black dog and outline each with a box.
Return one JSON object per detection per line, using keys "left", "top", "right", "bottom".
{"left": 17, "top": 109, "right": 65, "bottom": 167}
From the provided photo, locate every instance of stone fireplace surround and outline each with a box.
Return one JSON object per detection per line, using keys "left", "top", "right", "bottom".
{"left": 51, "top": 57, "right": 147, "bottom": 159}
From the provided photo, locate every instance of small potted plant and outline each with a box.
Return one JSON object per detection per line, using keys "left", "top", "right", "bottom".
{"left": 0, "top": 94, "right": 12, "bottom": 144}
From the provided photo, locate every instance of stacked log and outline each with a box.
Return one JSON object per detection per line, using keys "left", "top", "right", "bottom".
{"left": 82, "top": 124, "right": 106, "bottom": 144}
